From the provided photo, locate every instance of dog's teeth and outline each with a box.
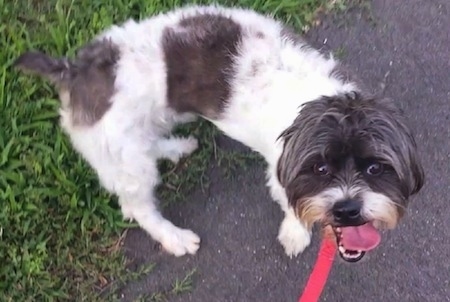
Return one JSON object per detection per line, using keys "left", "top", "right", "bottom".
{"left": 340, "top": 249, "right": 362, "bottom": 259}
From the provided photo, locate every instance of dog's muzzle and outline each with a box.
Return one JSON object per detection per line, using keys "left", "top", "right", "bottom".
{"left": 331, "top": 200, "right": 381, "bottom": 263}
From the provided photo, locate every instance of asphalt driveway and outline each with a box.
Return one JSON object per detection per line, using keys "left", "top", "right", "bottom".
{"left": 120, "top": 1, "right": 450, "bottom": 301}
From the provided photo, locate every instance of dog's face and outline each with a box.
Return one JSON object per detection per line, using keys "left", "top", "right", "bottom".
{"left": 277, "top": 93, "right": 424, "bottom": 262}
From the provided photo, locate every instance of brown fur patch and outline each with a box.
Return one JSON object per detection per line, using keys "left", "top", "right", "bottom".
{"left": 68, "top": 39, "right": 119, "bottom": 125}
{"left": 295, "top": 198, "right": 326, "bottom": 229}
{"left": 162, "top": 13, "right": 242, "bottom": 119}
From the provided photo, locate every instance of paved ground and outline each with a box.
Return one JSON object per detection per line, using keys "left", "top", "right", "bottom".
{"left": 119, "top": 1, "right": 450, "bottom": 301}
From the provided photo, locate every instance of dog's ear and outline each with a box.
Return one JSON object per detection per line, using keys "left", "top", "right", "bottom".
{"left": 13, "top": 51, "right": 71, "bottom": 87}
{"left": 408, "top": 144, "right": 425, "bottom": 195}
{"left": 374, "top": 98, "right": 425, "bottom": 196}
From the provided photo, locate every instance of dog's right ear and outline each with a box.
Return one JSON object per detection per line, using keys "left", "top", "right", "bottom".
{"left": 13, "top": 51, "right": 70, "bottom": 86}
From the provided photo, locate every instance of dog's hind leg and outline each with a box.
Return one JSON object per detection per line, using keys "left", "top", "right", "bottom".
{"left": 115, "top": 148, "right": 200, "bottom": 256}
{"left": 154, "top": 136, "right": 198, "bottom": 163}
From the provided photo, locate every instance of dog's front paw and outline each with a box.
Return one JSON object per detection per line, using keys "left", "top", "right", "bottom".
{"left": 278, "top": 216, "right": 311, "bottom": 257}
{"left": 161, "top": 227, "right": 201, "bottom": 257}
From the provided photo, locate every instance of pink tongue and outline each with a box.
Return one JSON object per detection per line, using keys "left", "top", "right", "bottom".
{"left": 341, "top": 223, "right": 381, "bottom": 251}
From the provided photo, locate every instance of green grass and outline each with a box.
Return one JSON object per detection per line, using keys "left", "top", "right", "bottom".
{"left": 134, "top": 268, "right": 198, "bottom": 301}
{"left": 1, "top": 0, "right": 343, "bottom": 300}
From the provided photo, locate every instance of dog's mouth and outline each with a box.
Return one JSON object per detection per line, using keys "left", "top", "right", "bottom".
{"left": 332, "top": 222, "right": 381, "bottom": 263}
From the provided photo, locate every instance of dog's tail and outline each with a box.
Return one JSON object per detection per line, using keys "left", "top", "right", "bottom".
{"left": 13, "top": 51, "right": 71, "bottom": 87}
{"left": 13, "top": 39, "right": 119, "bottom": 88}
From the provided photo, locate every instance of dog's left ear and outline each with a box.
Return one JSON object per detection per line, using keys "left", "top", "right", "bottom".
{"left": 408, "top": 141, "right": 425, "bottom": 195}
{"left": 377, "top": 98, "right": 425, "bottom": 196}
{"left": 391, "top": 104, "right": 425, "bottom": 196}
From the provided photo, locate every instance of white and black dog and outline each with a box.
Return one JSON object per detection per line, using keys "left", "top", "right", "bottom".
{"left": 14, "top": 5, "right": 424, "bottom": 262}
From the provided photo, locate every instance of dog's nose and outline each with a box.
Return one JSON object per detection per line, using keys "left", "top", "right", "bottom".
{"left": 332, "top": 200, "right": 363, "bottom": 225}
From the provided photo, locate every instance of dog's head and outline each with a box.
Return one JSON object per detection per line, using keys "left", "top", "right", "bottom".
{"left": 277, "top": 92, "right": 424, "bottom": 262}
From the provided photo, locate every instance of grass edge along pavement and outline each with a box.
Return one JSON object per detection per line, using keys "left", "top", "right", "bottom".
{"left": 1, "top": 0, "right": 351, "bottom": 300}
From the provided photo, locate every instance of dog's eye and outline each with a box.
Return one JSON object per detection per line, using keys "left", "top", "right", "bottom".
{"left": 313, "top": 163, "right": 330, "bottom": 176}
{"left": 365, "top": 162, "right": 384, "bottom": 176}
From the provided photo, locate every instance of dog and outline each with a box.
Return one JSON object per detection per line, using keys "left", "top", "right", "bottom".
{"left": 14, "top": 5, "right": 424, "bottom": 262}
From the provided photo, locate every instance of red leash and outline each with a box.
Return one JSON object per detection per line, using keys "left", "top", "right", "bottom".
{"left": 298, "top": 239, "right": 337, "bottom": 302}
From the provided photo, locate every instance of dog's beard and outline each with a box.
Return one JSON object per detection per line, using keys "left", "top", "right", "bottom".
{"left": 277, "top": 92, "right": 424, "bottom": 262}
